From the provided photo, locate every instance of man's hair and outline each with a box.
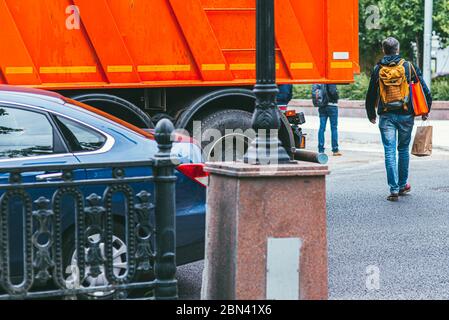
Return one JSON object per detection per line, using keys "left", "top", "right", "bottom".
{"left": 382, "top": 37, "right": 400, "bottom": 55}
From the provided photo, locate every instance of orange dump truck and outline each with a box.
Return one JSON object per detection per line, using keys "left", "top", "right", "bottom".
{"left": 0, "top": 0, "right": 359, "bottom": 152}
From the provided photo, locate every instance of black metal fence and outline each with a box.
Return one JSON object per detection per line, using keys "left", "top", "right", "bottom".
{"left": 0, "top": 119, "right": 178, "bottom": 300}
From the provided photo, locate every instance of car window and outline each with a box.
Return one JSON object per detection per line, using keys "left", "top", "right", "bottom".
{"left": 0, "top": 107, "right": 54, "bottom": 159}
{"left": 56, "top": 116, "right": 106, "bottom": 152}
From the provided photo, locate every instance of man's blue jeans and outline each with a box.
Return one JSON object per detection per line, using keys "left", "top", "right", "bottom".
{"left": 318, "top": 105, "right": 339, "bottom": 153}
{"left": 379, "top": 113, "right": 415, "bottom": 194}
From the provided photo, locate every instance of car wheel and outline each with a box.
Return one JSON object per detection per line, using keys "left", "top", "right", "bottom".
{"left": 64, "top": 230, "right": 128, "bottom": 299}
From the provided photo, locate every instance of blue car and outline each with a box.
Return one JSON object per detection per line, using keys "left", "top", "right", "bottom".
{"left": 0, "top": 86, "right": 206, "bottom": 293}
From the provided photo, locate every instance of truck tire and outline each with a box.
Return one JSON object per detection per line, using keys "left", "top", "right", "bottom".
{"left": 200, "top": 109, "right": 253, "bottom": 162}
{"left": 71, "top": 93, "right": 154, "bottom": 129}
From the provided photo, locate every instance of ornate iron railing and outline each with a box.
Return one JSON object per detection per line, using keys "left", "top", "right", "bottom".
{"left": 0, "top": 119, "right": 178, "bottom": 300}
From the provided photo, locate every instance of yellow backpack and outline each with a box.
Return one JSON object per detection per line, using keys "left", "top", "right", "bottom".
{"left": 378, "top": 59, "right": 410, "bottom": 111}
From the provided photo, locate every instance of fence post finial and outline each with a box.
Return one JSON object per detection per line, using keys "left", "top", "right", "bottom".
{"left": 155, "top": 119, "right": 175, "bottom": 156}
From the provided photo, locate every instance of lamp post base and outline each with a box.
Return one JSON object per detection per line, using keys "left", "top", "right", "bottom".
{"left": 244, "top": 136, "right": 292, "bottom": 165}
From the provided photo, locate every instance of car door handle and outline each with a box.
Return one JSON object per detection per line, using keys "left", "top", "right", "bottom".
{"left": 36, "top": 172, "right": 64, "bottom": 182}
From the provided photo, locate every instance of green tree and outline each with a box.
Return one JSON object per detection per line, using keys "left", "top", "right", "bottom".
{"left": 359, "top": 0, "right": 449, "bottom": 73}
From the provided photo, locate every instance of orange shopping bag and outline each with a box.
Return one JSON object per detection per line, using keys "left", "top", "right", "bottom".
{"left": 409, "top": 65, "right": 429, "bottom": 116}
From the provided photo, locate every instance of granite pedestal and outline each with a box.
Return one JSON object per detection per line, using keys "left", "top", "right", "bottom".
{"left": 201, "top": 161, "right": 329, "bottom": 300}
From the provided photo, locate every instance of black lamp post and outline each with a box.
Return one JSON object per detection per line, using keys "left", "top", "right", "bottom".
{"left": 244, "top": 0, "right": 291, "bottom": 165}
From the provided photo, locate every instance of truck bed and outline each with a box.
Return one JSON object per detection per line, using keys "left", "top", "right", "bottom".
{"left": 0, "top": 0, "right": 359, "bottom": 90}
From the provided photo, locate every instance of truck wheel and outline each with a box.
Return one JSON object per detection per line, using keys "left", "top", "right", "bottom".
{"left": 200, "top": 109, "right": 253, "bottom": 162}
{"left": 71, "top": 94, "right": 154, "bottom": 129}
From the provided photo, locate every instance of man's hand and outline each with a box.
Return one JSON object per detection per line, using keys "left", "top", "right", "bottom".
{"left": 422, "top": 114, "right": 429, "bottom": 121}
{"left": 370, "top": 118, "right": 377, "bottom": 124}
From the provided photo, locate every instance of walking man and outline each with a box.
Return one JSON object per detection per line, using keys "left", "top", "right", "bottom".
{"left": 365, "top": 37, "right": 432, "bottom": 201}
{"left": 313, "top": 84, "right": 342, "bottom": 156}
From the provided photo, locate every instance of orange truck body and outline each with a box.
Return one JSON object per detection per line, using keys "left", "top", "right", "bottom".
{"left": 0, "top": 0, "right": 359, "bottom": 90}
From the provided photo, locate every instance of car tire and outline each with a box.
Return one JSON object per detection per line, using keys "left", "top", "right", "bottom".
{"left": 62, "top": 223, "right": 152, "bottom": 300}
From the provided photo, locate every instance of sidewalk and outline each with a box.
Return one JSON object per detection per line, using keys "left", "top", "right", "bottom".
{"left": 291, "top": 99, "right": 449, "bottom": 120}
{"left": 298, "top": 114, "right": 449, "bottom": 154}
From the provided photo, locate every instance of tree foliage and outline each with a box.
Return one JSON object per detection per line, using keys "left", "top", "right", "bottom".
{"left": 359, "top": 0, "right": 449, "bottom": 72}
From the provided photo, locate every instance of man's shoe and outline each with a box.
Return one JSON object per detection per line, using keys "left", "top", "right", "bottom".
{"left": 387, "top": 193, "right": 399, "bottom": 202}
{"left": 333, "top": 151, "right": 343, "bottom": 157}
{"left": 399, "top": 184, "right": 411, "bottom": 196}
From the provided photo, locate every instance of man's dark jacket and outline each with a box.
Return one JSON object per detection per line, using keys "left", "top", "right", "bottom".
{"left": 277, "top": 84, "right": 293, "bottom": 105}
{"left": 365, "top": 55, "right": 432, "bottom": 121}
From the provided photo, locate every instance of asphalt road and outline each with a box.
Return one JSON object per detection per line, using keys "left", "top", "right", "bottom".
{"left": 178, "top": 152, "right": 449, "bottom": 300}
{"left": 328, "top": 154, "right": 449, "bottom": 299}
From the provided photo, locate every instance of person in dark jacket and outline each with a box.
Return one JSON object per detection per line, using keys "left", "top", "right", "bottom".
{"left": 277, "top": 84, "right": 293, "bottom": 108}
{"left": 317, "top": 84, "right": 341, "bottom": 156}
{"left": 365, "top": 37, "right": 432, "bottom": 201}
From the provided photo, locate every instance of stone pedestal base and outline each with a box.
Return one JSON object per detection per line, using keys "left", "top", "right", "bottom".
{"left": 201, "top": 161, "right": 329, "bottom": 300}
